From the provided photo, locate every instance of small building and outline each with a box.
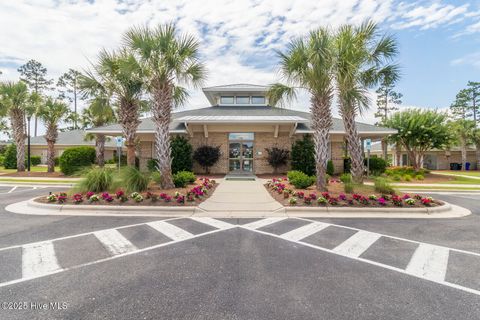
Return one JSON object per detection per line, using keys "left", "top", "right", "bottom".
{"left": 89, "top": 84, "right": 396, "bottom": 175}
{"left": 28, "top": 129, "right": 118, "bottom": 164}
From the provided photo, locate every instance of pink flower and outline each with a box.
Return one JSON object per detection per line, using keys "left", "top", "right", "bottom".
{"left": 86, "top": 191, "right": 95, "bottom": 199}
{"left": 378, "top": 198, "right": 386, "bottom": 206}
{"left": 164, "top": 195, "right": 172, "bottom": 202}
{"left": 115, "top": 190, "right": 124, "bottom": 199}
{"left": 72, "top": 193, "right": 83, "bottom": 204}
{"left": 101, "top": 192, "right": 111, "bottom": 200}
{"left": 339, "top": 193, "right": 347, "bottom": 201}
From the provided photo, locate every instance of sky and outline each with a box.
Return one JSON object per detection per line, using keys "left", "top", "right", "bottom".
{"left": 0, "top": 0, "right": 480, "bottom": 134}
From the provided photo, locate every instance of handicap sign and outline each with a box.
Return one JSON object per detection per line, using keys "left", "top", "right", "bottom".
{"left": 115, "top": 136, "right": 124, "bottom": 147}
{"left": 365, "top": 139, "right": 372, "bottom": 151}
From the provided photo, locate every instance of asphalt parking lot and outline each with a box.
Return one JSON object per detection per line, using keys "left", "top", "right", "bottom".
{"left": 0, "top": 187, "right": 479, "bottom": 320}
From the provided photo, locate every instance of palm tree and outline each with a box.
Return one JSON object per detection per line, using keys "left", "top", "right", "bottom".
{"left": 82, "top": 97, "right": 116, "bottom": 166}
{"left": 123, "top": 24, "right": 206, "bottom": 189}
{"left": 450, "top": 119, "right": 475, "bottom": 171}
{"left": 79, "top": 49, "right": 144, "bottom": 167}
{"left": 0, "top": 81, "right": 29, "bottom": 171}
{"left": 36, "top": 98, "right": 69, "bottom": 172}
{"left": 333, "top": 21, "right": 399, "bottom": 183}
{"left": 268, "top": 28, "right": 335, "bottom": 191}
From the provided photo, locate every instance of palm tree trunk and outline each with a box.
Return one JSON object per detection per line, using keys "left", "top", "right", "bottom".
{"left": 152, "top": 83, "right": 175, "bottom": 189}
{"left": 342, "top": 108, "right": 364, "bottom": 184}
{"left": 311, "top": 95, "right": 332, "bottom": 191}
{"left": 96, "top": 134, "right": 106, "bottom": 167}
{"left": 461, "top": 139, "right": 467, "bottom": 171}
{"left": 11, "top": 110, "right": 26, "bottom": 172}
{"left": 381, "top": 139, "right": 388, "bottom": 161}
{"left": 118, "top": 99, "right": 140, "bottom": 167}
{"left": 46, "top": 140, "right": 55, "bottom": 172}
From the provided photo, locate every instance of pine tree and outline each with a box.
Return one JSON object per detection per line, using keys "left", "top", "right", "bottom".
{"left": 17, "top": 59, "right": 53, "bottom": 136}
{"left": 57, "top": 69, "right": 82, "bottom": 129}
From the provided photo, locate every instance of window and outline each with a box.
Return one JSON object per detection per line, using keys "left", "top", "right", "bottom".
{"left": 228, "top": 132, "right": 254, "bottom": 140}
{"left": 236, "top": 96, "right": 250, "bottom": 104}
{"left": 251, "top": 96, "right": 266, "bottom": 104}
{"left": 220, "top": 96, "right": 234, "bottom": 104}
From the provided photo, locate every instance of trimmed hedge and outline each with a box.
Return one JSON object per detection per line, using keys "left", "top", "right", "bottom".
{"left": 291, "top": 135, "right": 315, "bottom": 176}
{"left": 29, "top": 156, "right": 41, "bottom": 166}
{"left": 3, "top": 144, "right": 17, "bottom": 169}
{"left": 59, "top": 146, "right": 96, "bottom": 175}
{"left": 287, "top": 170, "right": 316, "bottom": 189}
{"left": 171, "top": 136, "right": 193, "bottom": 174}
{"left": 173, "top": 171, "right": 196, "bottom": 188}
{"left": 365, "top": 157, "right": 387, "bottom": 176}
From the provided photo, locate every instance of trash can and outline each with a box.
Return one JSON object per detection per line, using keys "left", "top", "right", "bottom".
{"left": 466, "top": 162, "right": 471, "bottom": 171}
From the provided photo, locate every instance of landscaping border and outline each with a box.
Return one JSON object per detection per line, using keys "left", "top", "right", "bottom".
{"left": 5, "top": 198, "right": 471, "bottom": 218}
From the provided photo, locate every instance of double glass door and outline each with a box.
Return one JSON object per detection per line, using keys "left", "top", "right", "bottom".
{"left": 228, "top": 137, "right": 254, "bottom": 173}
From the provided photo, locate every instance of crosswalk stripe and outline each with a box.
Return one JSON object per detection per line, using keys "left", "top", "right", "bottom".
{"left": 406, "top": 244, "right": 450, "bottom": 281}
{"left": 22, "top": 241, "right": 61, "bottom": 278}
{"left": 7, "top": 186, "right": 17, "bottom": 193}
{"left": 147, "top": 221, "right": 194, "bottom": 241}
{"left": 190, "top": 217, "right": 235, "bottom": 229}
{"left": 242, "top": 217, "right": 287, "bottom": 230}
{"left": 94, "top": 229, "right": 137, "bottom": 255}
{"left": 280, "top": 222, "right": 330, "bottom": 241}
{"left": 333, "top": 231, "right": 381, "bottom": 258}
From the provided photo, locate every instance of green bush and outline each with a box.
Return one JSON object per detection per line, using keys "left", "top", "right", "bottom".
{"left": 3, "top": 144, "right": 17, "bottom": 169}
{"left": 151, "top": 171, "right": 162, "bottom": 184}
{"left": 340, "top": 173, "right": 352, "bottom": 184}
{"left": 119, "top": 166, "right": 150, "bottom": 193}
{"left": 59, "top": 146, "right": 96, "bottom": 175}
{"left": 171, "top": 136, "right": 193, "bottom": 174}
{"left": 54, "top": 157, "right": 60, "bottom": 166}
{"left": 415, "top": 174, "right": 424, "bottom": 181}
{"left": 365, "top": 157, "right": 387, "bottom": 176}
{"left": 193, "top": 145, "right": 220, "bottom": 173}
{"left": 28, "top": 156, "right": 41, "bottom": 166}
{"left": 0, "top": 155, "right": 4, "bottom": 166}
{"left": 76, "top": 167, "right": 114, "bottom": 193}
{"left": 374, "top": 177, "right": 395, "bottom": 194}
{"left": 287, "top": 170, "right": 316, "bottom": 189}
{"left": 173, "top": 171, "right": 196, "bottom": 188}
{"left": 344, "top": 182, "right": 354, "bottom": 194}
{"left": 392, "top": 174, "right": 402, "bottom": 181}
{"left": 403, "top": 174, "right": 412, "bottom": 182}
{"left": 291, "top": 135, "right": 315, "bottom": 176}
{"left": 147, "top": 158, "right": 158, "bottom": 172}
{"left": 326, "top": 160, "right": 335, "bottom": 176}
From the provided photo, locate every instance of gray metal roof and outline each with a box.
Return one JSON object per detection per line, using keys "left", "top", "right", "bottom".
{"left": 29, "top": 129, "right": 117, "bottom": 147}
{"left": 88, "top": 106, "right": 395, "bottom": 134}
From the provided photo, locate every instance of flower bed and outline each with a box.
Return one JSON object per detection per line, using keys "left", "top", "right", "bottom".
{"left": 35, "top": 178, "right": 217, "bottom": 207}
{"left": 266, "top": 178, "right": 442, "bottom": 208}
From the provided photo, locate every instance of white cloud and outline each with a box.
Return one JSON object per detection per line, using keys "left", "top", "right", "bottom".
{"left": 451, "top": 51, "right": 480, "bottom": 69}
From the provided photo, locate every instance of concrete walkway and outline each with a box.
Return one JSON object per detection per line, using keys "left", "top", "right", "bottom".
{"left": 198, "top": 178, "right": 283, "bottom": 214}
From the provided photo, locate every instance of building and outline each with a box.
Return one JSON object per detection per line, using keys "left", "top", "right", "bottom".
{"left": 89, "top": 84, "right": 396, "bottom": 175}
{"left": 370, "top": 142, "right": 478, "bottom": 170}
{"left": 28, "top": 129, "right": 118, "bottom": 164}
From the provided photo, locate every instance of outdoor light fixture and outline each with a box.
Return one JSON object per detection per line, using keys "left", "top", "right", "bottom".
{"left": 27, "top": 115, "right": 31, "bottom": 172}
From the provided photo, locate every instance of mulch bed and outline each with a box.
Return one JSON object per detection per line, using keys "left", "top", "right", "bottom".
{"left": 266, "top": 178, "right": 442, "bottom": 208}
{"left": 34, "top": 178, "right": 217, "bottom": 207}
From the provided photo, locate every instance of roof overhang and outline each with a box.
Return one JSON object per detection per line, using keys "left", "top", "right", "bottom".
{"left": 177, "top": 115, "right": 308, "bottom": 124}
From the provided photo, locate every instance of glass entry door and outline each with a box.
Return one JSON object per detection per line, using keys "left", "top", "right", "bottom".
{"left": 228, "top": 133, "right": 254, "bottom": 173}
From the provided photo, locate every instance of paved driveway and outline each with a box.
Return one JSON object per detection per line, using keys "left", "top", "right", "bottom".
{"left": 0, "top": 188, "right": 479, "bottom": 319}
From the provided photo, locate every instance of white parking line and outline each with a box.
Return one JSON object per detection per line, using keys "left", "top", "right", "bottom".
{"left": 22, "top": 241, "right": 61, "bottom": 278}
{"left": 147, "top": 221, "right": 194, "bottom": 241}
{"left": 94, "top": 229, "right": 137, "bottom": 255}
{"left": 280, "top": 222, "right": 330, "bottom": 241}
{"left": 406, "top": 244, "right": 450, "bottom": 282}
{"left": 333, "top": 231, "right": 382, "bottom": 258}
{"left": 190, "top": 217, "right": 235, "bottom": 229}
{"left": 242, "top": 217, "right": 287, "bottom": 230}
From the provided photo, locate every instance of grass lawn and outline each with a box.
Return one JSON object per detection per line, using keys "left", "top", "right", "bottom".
{"left": 436, "top": 176, "right": 480, "bottom": 185}
{"left": 0, "top": 166, "right": 61, "bottom": 173}
{"left": 434, "top": 171, "right": 480, "bottom": 178}
{"left": 397, "top": 185, "right": 480, "bottom": 191}
{"left": 0, "top": 178, "right": 77, "bottom": 184}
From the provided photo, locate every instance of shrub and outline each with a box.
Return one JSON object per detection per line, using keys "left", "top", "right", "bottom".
{"left": 415, "top": 174, "right": 424, "bottom": 181}
{"left": 365, "top": 157, "right": 387, "bottom": 176}
{"left": 340, "top": 173, "right": 352, "bottom": 184}
{"left": 173, "top": 171, "right": 196, "bottom": 188}
{"left": 147, "top": 158, "right": 158, "bottom": 172}
{"left": 326, "top": 160, "right": 335, "bottom": 176}
{"left": 265, "top": 147, "right": 289, "bottom": 173}
{"left": 171, "top": 136, "right": 193, "bottom": 174}
{"left": 287, "top": 170, "right": 315, "bottom": 189}
{"left": 344, "top": 182, "right": 355, "bottom": 194}
{"left": 392, "top": 174, "right": 402, "bottom": 181}
{"left": 151, "top": 171, "right": 162, "bottom": 184}
{"left": 0, "top": 155, "right": 4, "bottom": 166}
{"left": 27, "top": 156, "right": 42, "bottom": 166}
{"left": 193, "top": 145, "right": 220, "bottom": 173}
{"left": 54, "top": 157, "right": 60, "bottom": 166}
{"left": 119, "top": 166, "right": 150, "bottom": 193}
{"left": 403, "top": 174, "right": 412, "bottom": 182}
{"left": 59, "top": 146, "right": 96, "bottom": 175}
{"left": 374, "top": 177, "right": 395, "bottom": 195}
{"left": 76, "top": 167, "right": 114, "bottom": 193}
{"left": 291, "top": 135, "right": 315, "bottom": 176}
{"left": 3, "top": 144, "right": 17, "bottom": 169}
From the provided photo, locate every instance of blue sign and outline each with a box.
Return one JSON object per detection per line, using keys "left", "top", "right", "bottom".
{"left": 365, "top": 139, "right": 372, "bottom": 151}
{"left": 115, "top": 136, "right": 124, "bottom": 147}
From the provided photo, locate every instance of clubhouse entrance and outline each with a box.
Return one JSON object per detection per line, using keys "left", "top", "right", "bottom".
{"left": 228, "top": 133, "right": 254, "bottom": 174}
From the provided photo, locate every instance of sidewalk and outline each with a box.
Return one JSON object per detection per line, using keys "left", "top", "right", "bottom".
{"left": 198, "top": 178, "right": 283, "bottom": 213}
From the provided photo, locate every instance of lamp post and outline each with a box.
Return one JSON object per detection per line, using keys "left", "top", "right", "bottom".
{"left": 27, "top": 115, "right": 31, "bottom": 172}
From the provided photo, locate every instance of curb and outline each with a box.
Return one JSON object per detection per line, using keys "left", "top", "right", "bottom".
{"left": 4, "top": 198, "right": 471, "bottom": 219}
